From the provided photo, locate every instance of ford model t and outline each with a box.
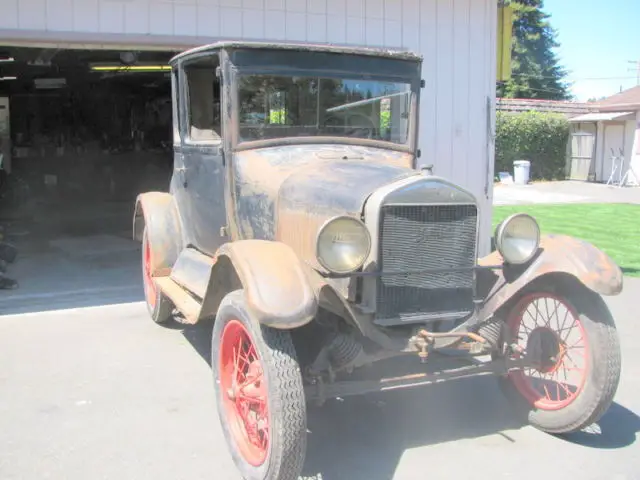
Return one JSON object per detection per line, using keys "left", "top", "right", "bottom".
{"left": 133, "top": 42, "right": 622, "bottom": 480}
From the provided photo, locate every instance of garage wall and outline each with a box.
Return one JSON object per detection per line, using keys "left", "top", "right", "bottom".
{"left": 0, "top": 0, "right": 497, "bottom": 254}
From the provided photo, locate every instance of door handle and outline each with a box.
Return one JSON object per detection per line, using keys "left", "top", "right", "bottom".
{"left": 175, "top": 166, "right": 187, "bottom": 188}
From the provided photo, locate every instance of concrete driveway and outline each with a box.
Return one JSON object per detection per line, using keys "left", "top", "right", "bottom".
{"left": 1, "top": 257, "right": 639, "bottom": 479}
{"left": 494, "top": 180, "right": 640, "bottom": 206}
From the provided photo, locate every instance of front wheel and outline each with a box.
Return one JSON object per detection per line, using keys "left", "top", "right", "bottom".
{"left": 498, "top": 282, "right": 621, "bottom": 434}
{"left": 212, "top": 290, "right": 307, "bottom": 480}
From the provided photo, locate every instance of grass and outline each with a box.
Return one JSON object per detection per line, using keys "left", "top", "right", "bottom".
{"left": 493, "top": 203, "right": 640, "bottom": 277}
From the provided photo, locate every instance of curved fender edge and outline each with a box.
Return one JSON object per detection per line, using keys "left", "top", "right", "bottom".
{"left": 209, "top": 240, "right": 318, "bottom": 329}
{"left": 133, "top": 192, "right": 183, "bottom": 275}
{"left": 477, "top": 234, "right": 623, "bottom": 321}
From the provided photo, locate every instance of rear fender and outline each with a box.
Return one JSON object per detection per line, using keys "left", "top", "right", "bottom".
{"left": 478, "top": 234, "right": 623, "bottom": 321}
{"left": 201, "top": 240, "right": 318, "bottom": 329}
{"left": 133, "top": 192, "right": 183, "bottom": 275}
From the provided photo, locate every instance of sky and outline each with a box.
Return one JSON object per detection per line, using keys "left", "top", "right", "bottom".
{"left": 543, "top": 0, "right": 640, "bottom": 102}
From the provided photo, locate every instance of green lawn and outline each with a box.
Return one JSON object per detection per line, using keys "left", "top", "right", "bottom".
{"left": 493, "top": 203, "right": 640, "bottom": 277}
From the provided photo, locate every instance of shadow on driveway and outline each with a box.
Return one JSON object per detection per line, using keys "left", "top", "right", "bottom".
{"left": 179, "top": 317, "right": 639, "bottom": 479}
{"left": 558, "top": 402, "right": 640, "bottom": 450}
{"left": 302, "top": 376, "right": 525, "bottom": 480}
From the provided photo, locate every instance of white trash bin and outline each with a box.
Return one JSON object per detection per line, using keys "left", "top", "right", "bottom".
{"left": 513, "top": 160, "right": 531, "bottom": 185}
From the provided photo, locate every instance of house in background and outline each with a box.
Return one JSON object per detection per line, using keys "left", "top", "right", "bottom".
{"left": 568, "top": 86, "right": 640, "bottom": 185}
{"left": 496, "top": 97, "right": 594, "bottom": 118}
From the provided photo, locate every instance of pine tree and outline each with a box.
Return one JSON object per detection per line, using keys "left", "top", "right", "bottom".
{"left": 497, "top": 0, "right": 572, "bottom": 100}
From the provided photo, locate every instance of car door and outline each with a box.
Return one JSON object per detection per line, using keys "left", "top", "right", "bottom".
{"left": 176, "top": 53, "right": 229, "bottom": 256}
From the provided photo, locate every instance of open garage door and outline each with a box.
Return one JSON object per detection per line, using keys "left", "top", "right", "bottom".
{"left": 0, "top": 46, "right": 179, "bottom": 238}
{"left": 0, "top": 45, "right": 183, "bottom": 297}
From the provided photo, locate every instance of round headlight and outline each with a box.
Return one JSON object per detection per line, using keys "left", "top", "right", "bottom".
{"left": 495, "top": 213, "right": 540, "bottom": 265}
{"left": 316, "top": 216, "right": 371, "bottom": 274}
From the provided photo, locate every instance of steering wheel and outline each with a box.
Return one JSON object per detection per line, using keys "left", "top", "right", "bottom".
{"left": 323, "top": 112, "right": 377, "bottom": 139}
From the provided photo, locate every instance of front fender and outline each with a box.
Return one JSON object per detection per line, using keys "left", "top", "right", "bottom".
{"left": 207, "top": 240, "right": 318, "bottom": 329}
{"left": 133, "top": 192, "right": 183, "bottom": 275}
{"left": 478, "top": 234, "right": 623, "bottom": 320}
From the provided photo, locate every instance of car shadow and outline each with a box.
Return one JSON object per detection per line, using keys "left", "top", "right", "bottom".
{"left": 556, "top": 401, "right": 640, "bottom": 450}
{"left": 179, "top": 322, "right": 639, "bottom": 479}
{"left": 302, "top": 393, "right": 639, "bottom": 480}
{"left": 179, "top": 316, "right": 214, "bottom": 364}
{"left": 301, "top": 375, "right": 525, "bottom": 480}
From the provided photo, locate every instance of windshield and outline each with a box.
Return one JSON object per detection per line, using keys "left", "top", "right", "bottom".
{"left": 237, "top": 74, "right": 412, "bottom": 145}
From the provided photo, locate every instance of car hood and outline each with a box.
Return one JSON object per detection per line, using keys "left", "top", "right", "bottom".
{"left": 232, "top": 145, "right": 417, "bottom": 265}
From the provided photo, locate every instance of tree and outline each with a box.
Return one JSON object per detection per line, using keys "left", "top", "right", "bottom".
{"left": 497, "top": 0, "right": 572, "bottom": 100}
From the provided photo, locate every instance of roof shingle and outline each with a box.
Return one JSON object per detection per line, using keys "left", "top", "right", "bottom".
{"left": 596, "top": 86, "right": 640, "bottom": 111}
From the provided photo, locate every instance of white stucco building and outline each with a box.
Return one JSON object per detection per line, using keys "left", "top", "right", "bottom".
{"left": 0, "top": 0, "right": 500, "bottom": 253}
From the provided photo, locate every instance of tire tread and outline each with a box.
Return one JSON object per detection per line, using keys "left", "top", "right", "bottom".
{"left": 500, "top": 282, "right": 622, "bottom": 434}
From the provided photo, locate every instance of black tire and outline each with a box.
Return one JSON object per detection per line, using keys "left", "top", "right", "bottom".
{"left": 498, "top": 281, "right": 621, "bottom": 434}
{"left": 141, "top": 228, "right": 173, "bottom": 324}
{"left": 212, "top": 290, "right": 307, "bottom": 480}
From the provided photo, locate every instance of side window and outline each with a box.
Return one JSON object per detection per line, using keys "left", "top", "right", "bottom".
{"left": 183, "top": 54, "right": 222, "bottom": 144}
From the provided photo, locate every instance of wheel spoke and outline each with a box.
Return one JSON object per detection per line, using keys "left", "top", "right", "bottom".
{"left": 561, "top": 323, "right": 577, "bottom": 343}
{"left": 567, "top": 349, "right": 585, "bottom": 360}
{"left": 239, "top": 372, "right": 264, "bottom": 390}
{"left": 559, "top": 381, "right": 572, "bottom": 398}
{"left": 552, "top": 300, "right": 562, "bottom": 331}
{"left": 532, "top": 301, "right": 545, "bottom": 326}
{"left": 564, "top": 351, "right": 583, "bottom": 367}
{"left": 237, "top": 392, "right": 267, "bottom": 405}
{"left": 543, "top": 297, "right": 553, "bottom": 328}
{"left": 558, "top": 308, "right": 571, "bottom": 333}
{"left": 563, "top": 352, "right": 582, "bottom": 370}
{"left": 507, "top": 292, "right": 589, "bottom": 411}
{"left": 219, "top": 319, "right": 270, "bottom": 467}
{"left": 543, "top": 384, "right": 552, "bottom": 401}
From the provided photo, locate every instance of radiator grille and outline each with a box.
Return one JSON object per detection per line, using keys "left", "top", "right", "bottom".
{"left": 375, "top": 204, "right": 477, "bottom": 323}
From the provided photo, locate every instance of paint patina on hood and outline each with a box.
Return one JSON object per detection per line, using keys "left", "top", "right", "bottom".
{"left": 232, "top": 144, "right": 416, "bottom": 242}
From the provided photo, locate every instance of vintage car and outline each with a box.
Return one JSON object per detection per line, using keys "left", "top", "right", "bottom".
{"left": 133, "top": 41, "right": 623, "bottom": 480}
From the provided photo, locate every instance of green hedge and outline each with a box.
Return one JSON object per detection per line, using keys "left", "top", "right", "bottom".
{"left": 495, "top": 111, "right": 570, "bottom": 181}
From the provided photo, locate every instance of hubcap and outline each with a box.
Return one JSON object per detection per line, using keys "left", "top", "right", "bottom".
{"left": 219, "top": 320, "right": 269, "bottom": 466}
{"left": 142, "top": 236, "right": 157, "bottom": 309}
{"left": 507, "top": 293, "right": 588, "bottom": 411}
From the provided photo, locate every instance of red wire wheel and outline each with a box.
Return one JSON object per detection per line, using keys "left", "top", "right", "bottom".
{"left": 506, "top": 292, "right": 589, "bottom": 411}
{"left": 212, "top": 290, "right": 307, "bottom": 479}
{"left": 142, "top": 233, "right": 157, "bottom": 309}
{"left": 140, "top": 228, "right": 173, "bottom": 324}
{"left": 219, "top": 319, "right": 270, "bottom": 467}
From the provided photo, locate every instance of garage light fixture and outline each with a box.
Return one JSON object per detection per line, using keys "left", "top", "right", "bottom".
{"left": 0, "top": 76, "right": 17, "bottom": 81}
{"left": 34, "top": 77, "right": 66, "bottom": 89}
{"left": 90, "top": 63, "right": 171, "bottom": 72}
{"left": 0, "top": 57, "right": 14, "bottom": 63}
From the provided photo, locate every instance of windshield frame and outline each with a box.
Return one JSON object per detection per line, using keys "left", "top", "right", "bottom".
{"left": 227, "top": 48, "right": 421, "bottom": 154}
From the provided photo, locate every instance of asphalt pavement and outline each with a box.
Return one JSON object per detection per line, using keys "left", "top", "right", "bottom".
{"left": 493, "top": 180, "right": 640, "bottom": 206}
{"left": 1, "top": 275, "right": 639, "bottom": 480}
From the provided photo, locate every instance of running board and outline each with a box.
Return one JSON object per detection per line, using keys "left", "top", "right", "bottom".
{"left": 155, "top": 276, "right": 202, "bottom": 324}
{"left": 170, "top": 248, "right": 216, "bottom": 299}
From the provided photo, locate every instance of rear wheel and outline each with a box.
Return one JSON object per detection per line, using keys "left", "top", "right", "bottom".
{"left": 141, "top": 228, "right": 173, "bottom": 324}
{"left": 212, "top": 290, "right": 307, "bottom": 480}
{"left": 499, "top": 282, "right": 621, "bottom": 434}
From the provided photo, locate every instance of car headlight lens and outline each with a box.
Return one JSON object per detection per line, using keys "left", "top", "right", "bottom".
{"left": 316, "top": 216, "right": 371, "bottom": 274}
{"left": 495, "top": 213, "right": 540, "bottom": 265}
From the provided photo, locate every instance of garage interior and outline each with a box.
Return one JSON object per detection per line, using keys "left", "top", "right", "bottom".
{"left": 0, "top": 46, "right": 178, "bottom": 298}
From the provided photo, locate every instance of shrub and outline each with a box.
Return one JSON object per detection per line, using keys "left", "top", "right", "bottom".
{"left": 495, "top": 111, "right": 570, "bottom": 181}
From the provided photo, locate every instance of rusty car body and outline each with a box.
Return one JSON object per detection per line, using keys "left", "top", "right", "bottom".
{"left": 133, "top": 41, "right": 623, "bottom": 480}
